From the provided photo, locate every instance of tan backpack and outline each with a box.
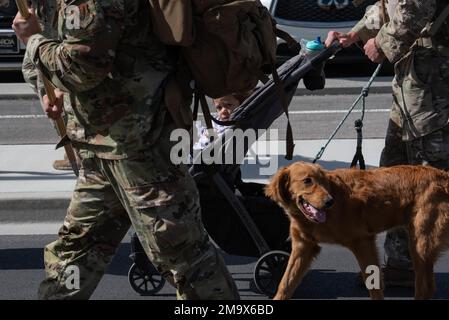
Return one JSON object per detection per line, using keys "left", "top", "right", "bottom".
{"left": 149, "top": 0, "right": 299, "bottom": 158}
{"left": 149, "top": 0, "right": 283, "bottom": 98}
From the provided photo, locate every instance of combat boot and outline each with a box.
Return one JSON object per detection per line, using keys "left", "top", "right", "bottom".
{"left": 381, "top": 264, "right": 415, "bottom": 288}
{"left": 53, "top": 153, "right": 80, "bottom": 171}
{"left": 356, "top": 265, "right": 415, "bottom": 289}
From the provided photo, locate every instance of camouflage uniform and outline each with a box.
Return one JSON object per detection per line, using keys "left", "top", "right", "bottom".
{"left": 22, "top": 0, "right": 78, "bottom": 171}
{"left": 24, "top": 0, "right": 239, "bottom": 299}
{"left": 352, "top": 0, "right": 449, "bottom": 269}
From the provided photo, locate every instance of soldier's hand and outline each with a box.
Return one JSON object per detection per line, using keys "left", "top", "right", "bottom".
{"left": 325, "top": 31, "right": 360, "bottom": 48}
{"left": 43, "top": 89, "right": 64, "bottom": 120}
{"left": 364, "top": 38, "right": 385, "bottom": 63}
{"left": 12, "top": 9, "right": 40, "bottom": 45}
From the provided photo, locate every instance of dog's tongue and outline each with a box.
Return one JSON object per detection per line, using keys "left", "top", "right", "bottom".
{"left": 307, "top": 204, "right": 327, "bottom": 223}
{"left": 315, "top": 210, "right": 326, "bottom": 223}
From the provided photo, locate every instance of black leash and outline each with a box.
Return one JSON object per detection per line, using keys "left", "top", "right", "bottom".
{"left": 313, "top": 62, "right": 384, "bottom": 169}
{"left": 350, "top": 119, "right": 366, "bottom": 169}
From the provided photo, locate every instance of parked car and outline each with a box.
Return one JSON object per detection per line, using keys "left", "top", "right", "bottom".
{"left": 0, "top": 0, "right": 25, "bottom": 71}
{"left": 261, "top": 0, "right": 379, "bottom": 65}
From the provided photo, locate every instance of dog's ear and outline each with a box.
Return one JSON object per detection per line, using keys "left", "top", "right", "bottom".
{"left": 265, "top": 166, "right": 291, "bottom": 205}
{"left": 311, "top": 162, "right": 328, "bottom": 175}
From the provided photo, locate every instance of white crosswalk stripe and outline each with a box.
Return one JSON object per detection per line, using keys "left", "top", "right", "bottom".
{"left": 0, "top": 222, "right": 61, "bottom": 235}
{"left": 0, "top": 114, "right": 46, "bottom": 119}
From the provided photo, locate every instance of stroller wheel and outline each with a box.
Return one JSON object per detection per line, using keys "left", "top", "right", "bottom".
{"left": 128, "top": 262, "right": 166, "bottom": 296}
{"left": 253, "top": 250, "right": 290, "bottom": 297}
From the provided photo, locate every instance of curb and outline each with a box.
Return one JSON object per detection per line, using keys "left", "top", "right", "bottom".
{"left": 0, "top": 83, "right": 35, "bottom": 100}
{"left": 0, "top": 197, "right": 69, "bottom": 223}
{"left": 0, "top": 93, "right": 37, "bottom": 100}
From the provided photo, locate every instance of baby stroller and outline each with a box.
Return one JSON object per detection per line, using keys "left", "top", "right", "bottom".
{"left": 128, "top": 43, "right": 341, "bottom": 297}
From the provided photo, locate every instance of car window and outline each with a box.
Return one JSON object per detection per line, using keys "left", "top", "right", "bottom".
{"left": 0, "top": 0, "right": 16, "bottom": 17}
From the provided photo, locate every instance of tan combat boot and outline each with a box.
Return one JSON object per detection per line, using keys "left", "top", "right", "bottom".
{"left": 53, "top": 153, "right": 81, "bottom": 171}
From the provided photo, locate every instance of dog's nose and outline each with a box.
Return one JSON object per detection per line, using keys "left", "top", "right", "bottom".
{"left": 324, "top": 197, "right": 334, "bottom": 208}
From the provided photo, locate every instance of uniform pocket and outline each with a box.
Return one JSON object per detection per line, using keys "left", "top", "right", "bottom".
{"left": 152, "top": 215, "right": 201, "bottom": 254}
{"left": 125, "top": 178, "right": 203, "bottom": 258}
{"left": 124, "top": 181, "right": 181, "bottom": 209}
{"left": 422, "top": 130, "right": 443, "bottom": 162}
{"left": 421, "top": 128, "right": 449, "bottom": 163}
{"left": 409, "top": 52, "right": 432, "bottom": 87}
{"left": 398, "top": 52, "right": 433, "bottom": 125}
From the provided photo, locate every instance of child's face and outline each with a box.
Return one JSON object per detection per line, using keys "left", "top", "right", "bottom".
{"left": 213, "top": 96, "right": 240, "bottom": 121}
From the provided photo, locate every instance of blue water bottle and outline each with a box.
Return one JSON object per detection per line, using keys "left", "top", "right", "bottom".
{"left": 300, "top": 36, "right": 325, "bottom": 58}
{"left": 302, "top": 36, "right": 326, "bottom": 90}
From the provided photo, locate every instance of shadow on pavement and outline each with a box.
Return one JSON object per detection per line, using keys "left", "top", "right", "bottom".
{"left": 248, "top": 269, "right": 449, "bottom": 299}
{"left": 2, "top": 245, "right": 448, "bottom": 299}
{"left": 0, "top": 244, "right": 131, "bottom": 275}
{"left": 0, "top": 244, "right": 257, "bottom": 274}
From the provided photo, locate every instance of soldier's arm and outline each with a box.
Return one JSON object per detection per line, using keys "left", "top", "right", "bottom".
{"left": 25, "top": 0, "right": 125, "bottom": 93}
{"left": 350, "top": 1, "right": 382, "bottom": 43}
{"left": 21, "top": 1, "right": 55, "bottom": 97}
{"left": 23, "top": 45, "right": 52, "bottom": 101}
{"left": 375, "top": 0, "right": 436, "bottom": 63}
{"left": 22, "top": 52, "right": 39, "bottom": 93}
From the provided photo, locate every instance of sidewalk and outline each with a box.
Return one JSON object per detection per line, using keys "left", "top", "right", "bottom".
{"left": 0, "top": 83, "right": 36, "bottom": 100}
{"left": 0, "top": 145, "right": 73, "bottom": 223}
{"left": 0, "top": 139, "right": 384, "bottom": 223}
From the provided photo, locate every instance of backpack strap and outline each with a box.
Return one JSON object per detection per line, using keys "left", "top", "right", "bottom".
{"left": 414, "top": 2, "right": 449, "bottom": 51}
{"left": 199, "top": 94, "right": 213, "bottom": 129}
{"left": 428, "top": 3, "right": 449, "bottom": 36}
{"left": 270, "top": 59, "right": 295, "bottom": 160}
{"left": 273, "top": 29, "right": 299, "bottom": 160}
{"left": 193, "top": 91, "right": 213, "bottom": 129}
{"left": 255, "top": 70, "right": 270, "bottom": 84}
{"left": 193, "top": 91, "right": 237, "bottom": 127}
{"left": 192, "top": 93, "right": 200, "bottom": 122}
{"left": 275, "top": 28, "right": 301, "bottom": 53}
{"left": 380, "top": 0, "right": 390, "bottom": 24}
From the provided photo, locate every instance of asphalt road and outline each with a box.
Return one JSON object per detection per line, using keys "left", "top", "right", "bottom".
{"left": 0, "top": 94, "right": 393, "bottom": 144}
{"left": 1, "top": 232, "right": 448, "bottom": 300}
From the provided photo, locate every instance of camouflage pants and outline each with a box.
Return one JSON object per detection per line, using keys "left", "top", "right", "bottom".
{"left": 38, "top": 126, "right": 239, "bottom": 300}
{"left": 381, "top": 120, "right": 449, "bottom": 269}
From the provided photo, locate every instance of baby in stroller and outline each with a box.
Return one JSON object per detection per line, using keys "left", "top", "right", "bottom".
{"left": 194, "top": 93, "right": 290, "bottom": 255}
{"left": 128, "top": 93, "right": 290, "bottom": 297}
{"left": 194, "top": 93, "right": 251, "bottom": 149}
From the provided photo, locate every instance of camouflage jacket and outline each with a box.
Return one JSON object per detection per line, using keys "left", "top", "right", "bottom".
{"left": 25, "top": 0, "right": 175, "bottom": 159}
{"left": 351, "top": 0, "right": 438, "bottom": 63}
{"left": 351, "top": 0, "right": 449, "bottom": 140}
{"left": 22, "top": 0, "right": 59, "bottom": 98}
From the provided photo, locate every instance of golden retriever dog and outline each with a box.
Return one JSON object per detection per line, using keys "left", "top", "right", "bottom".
{"left": 265, "top": 161, "right": 449, "bottom": 300}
